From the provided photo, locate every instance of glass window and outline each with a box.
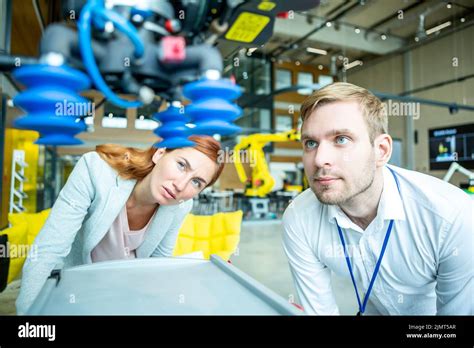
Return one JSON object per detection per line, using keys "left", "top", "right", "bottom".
{"left": 318, "top": 74, "right": 334, "bottom": 87}
{"left": 297, "top": 72, "right": 313, "bottom": 95}
{"left": 296, "top": 117, "right": 303, "bottom": 132}
{"left": 276, "top": 115, "right": 293, "bottom": 131}
{"left": 275, "top": 69, "right": 292, "bottom": 90}
{"left": 236, "top": 107, "right": 272, "bottom": 130}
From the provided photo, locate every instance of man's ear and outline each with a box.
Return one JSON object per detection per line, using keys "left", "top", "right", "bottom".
{"left": 152, "top": 147, "right": 166, "bottom": 164}
{"left": 374, "top": 134, "right": 392, "bottom": 167}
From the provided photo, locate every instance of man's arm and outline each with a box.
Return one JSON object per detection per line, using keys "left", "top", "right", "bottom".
{"left": 282, "top": 209, "right": 339, "bottom": 315}
{"left": 436, "top": 200, "right": 473, "bottom": 315}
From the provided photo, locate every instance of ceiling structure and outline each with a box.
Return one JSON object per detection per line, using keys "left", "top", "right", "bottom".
{"left": 219, "top": 0, "right": 474, "bottom": 72}
{"left": 7, "top": 0, "right": 474, "bottom": 74}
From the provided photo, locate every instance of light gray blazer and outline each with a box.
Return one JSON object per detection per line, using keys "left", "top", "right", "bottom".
{"left": 16, "top": 151, "right": 193, "bottom": 314}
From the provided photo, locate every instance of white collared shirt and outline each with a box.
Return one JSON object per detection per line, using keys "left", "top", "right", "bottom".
{"left": 282, "top": 165, "right": 473, "bottom": 315}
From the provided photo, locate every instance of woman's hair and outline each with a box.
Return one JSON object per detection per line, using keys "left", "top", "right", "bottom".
{"left": 96, "top": 135, "right": 224, "bottom": 187}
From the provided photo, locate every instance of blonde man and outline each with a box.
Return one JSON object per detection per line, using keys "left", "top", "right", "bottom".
{"left": 282, "top": 82, "right": 473, "bottom": 315}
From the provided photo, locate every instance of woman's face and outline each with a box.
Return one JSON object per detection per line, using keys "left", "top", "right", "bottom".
{"left": 148, "top": 147, "right": 219, "bottom": 205}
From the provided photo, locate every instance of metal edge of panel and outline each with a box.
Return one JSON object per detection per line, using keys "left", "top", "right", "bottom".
{"left": 210, "top": 255, "right": 303, "bottom": 315}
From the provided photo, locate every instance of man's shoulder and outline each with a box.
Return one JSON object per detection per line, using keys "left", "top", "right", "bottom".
{"left": 389, "top": 165, "right": 472, "bottom": 221}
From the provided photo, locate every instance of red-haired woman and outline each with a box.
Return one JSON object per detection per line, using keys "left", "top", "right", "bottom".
{"left": 16, "top": 135, "right": 224, "bottom": 314}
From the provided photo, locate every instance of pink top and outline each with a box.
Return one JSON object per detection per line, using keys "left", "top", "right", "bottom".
{"left": 91, "top": 205, "right": 157, "bottom": 262}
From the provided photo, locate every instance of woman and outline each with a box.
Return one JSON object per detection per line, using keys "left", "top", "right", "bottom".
{"left": 16, "top": 135, "right": 224, "bottom": 314}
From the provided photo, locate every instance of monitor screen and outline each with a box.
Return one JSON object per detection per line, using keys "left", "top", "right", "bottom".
{"left": 429, "top": 123, "right": 474, "bottom": 170}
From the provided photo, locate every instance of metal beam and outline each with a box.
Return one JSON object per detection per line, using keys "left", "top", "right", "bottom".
{"left": 270, "top": 1, "right": 361, "bottom": 57}
{"left": 365, "top": 0, "right": 424, "bottom": 37}
{"left": 0, "top": 0, "right": 13, "bottom": 228}
{"left": 272, "top": 13, "right": 406, "bottom": 56}
{"left": 348, "top": 17, "right": 474, "bottom": 75}
{"left": 403, "top": 51, "right": 415, "bottom": 170}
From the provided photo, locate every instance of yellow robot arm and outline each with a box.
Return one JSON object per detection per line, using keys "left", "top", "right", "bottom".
{"left": 233, "top": 130, "right": 300, "bottom": 197}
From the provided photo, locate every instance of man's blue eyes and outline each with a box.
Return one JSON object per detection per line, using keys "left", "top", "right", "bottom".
{"left": 304, "top": 136, "right": 350, "bottom": 148}
{"left": 335, "top": 136, "right": 349, "bottom": 144}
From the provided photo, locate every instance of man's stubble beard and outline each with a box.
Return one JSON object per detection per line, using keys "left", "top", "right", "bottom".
{"left": 312, "top": 155, "right": 376, "bottom": 206}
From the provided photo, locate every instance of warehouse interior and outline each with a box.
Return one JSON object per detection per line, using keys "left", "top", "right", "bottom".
{"left": 0, "top": 0, "right": 473, "bottom": 316}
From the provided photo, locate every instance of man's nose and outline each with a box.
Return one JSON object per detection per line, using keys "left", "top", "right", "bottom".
{"left": 313, "top": 142, "right": 334, "bottom": 169}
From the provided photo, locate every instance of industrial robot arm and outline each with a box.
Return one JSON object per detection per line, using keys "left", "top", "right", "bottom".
{"left": 234, "top": 129, "right": 300, "bottom": 197}
{"left": 0, "top": 0, "right": 319, "bottom": 147}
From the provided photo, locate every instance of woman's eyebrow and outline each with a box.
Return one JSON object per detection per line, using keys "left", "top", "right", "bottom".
{"left": 179, "top": 156, "right": 194, "bottom": 171}
{"left": 178, "top": 156, "right": 208, "bottom": 185}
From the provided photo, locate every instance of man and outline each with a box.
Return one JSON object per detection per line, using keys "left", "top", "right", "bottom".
{"left": 282, "top": 82, "right": 473, "bottom": 315}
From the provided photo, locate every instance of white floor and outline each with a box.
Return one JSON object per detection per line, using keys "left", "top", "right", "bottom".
{"left": 230, "top": 220, "right": 359, "bottom": 315}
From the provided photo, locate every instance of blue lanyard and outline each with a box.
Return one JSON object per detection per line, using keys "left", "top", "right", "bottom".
{"left": 335, "top": 167, "right": 401, "bottom": 315}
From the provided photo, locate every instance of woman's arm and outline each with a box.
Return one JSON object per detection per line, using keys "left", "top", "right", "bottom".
{"left": 16, "top": 153, "right": 97, "bottom": 314}
{"left": 151, "top": 200, "right": 193, "bottom": 258}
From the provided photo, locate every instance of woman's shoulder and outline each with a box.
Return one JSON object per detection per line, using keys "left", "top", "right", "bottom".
{"left": 78, "top": 151, "right": 117, "bottom": 178}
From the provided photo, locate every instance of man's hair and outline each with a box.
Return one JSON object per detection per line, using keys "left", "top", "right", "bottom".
{"left": 300, "top": 82, "right": 387, "bottom": 144}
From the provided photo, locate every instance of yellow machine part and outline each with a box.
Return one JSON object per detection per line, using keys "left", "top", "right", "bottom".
{"left": 0, "top": 222, "right": 28, "bottom": 285}
{"left": 1, "top": 129, "right": 40, "bottom": 228}
{"left": 0, "top": 208, "right": 51, "bottom": 285}
{"left": 233, "top": 130, "right": 300, "bottom": 197}
{"left": 173, "top": 210, "right": 243, "bottom": 261}
{"left": 284, "top": 185, "right": 303, "bottom": 193}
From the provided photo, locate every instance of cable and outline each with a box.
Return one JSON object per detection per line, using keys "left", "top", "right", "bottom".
{"left": 78, "top": 0, "right": 145, "bottom": 108}
{"left": 32, "top": 0, "right": 45, "bottom": 33}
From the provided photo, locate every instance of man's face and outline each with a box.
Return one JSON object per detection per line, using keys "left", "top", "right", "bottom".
{"left": 301, "top": 101, "right": 377, "bottom": 205}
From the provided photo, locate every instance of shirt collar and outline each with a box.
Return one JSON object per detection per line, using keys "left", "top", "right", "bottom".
{"left": 327, "top": 165, "right": 406, "bottom": 232}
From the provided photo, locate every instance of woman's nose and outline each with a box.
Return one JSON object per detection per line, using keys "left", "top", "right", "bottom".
{"left": 173, "top": 176, "right": 187, "bottom": 192}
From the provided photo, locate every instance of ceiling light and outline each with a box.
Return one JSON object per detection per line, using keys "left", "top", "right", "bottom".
{"left": 326, "top": 22, "right": 332, "bottom": 27}
{"left": 460, "top": 17, "right": 466, "bottom": 23}
{"left": 355, "top": 28, "right": 361, "bottom": 34}
{"left": 318, "top": 65, "right": 324, "bottom": 70}
{"left": 306, "top": 47, "right": 328, "bottom": 55}
{"left": 446, "top": 2, "right": 452, "bottom": 9}
{"left": 344, "top": 60, "right": 363, "bottom": 70}
{"left": 381, "top": 34, "right": 387, "bottom": 40}
{"left": 425, "top": 21, "right": 451, "bottom": 35}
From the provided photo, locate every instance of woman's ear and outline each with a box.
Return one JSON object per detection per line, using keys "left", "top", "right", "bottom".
{"left": 152, "top": 147, "right": 166, "bottom": 164}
